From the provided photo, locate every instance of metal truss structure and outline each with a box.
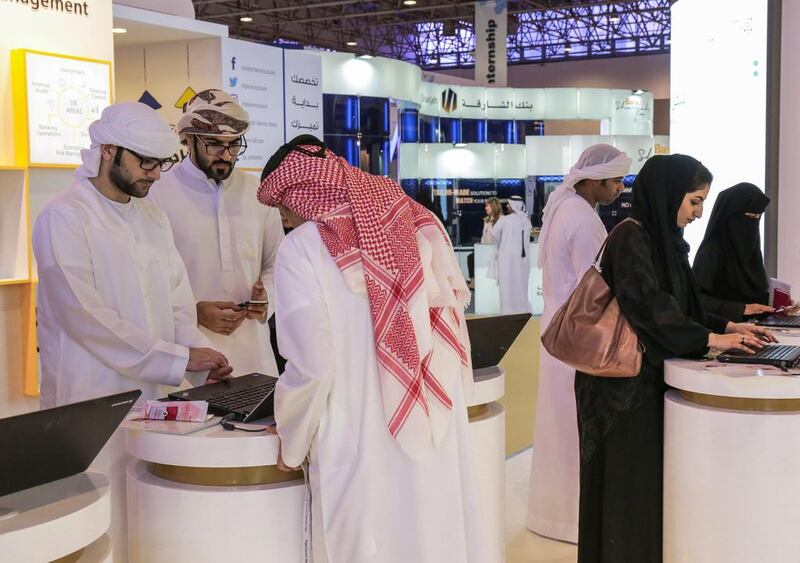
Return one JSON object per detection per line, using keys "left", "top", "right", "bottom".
{"left": 194, "top": 0, "right": 672, "bottom": 69}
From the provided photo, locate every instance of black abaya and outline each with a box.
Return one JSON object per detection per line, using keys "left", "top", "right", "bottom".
{"left": 693, "top": 183, "right": 770, "bottom": 322}
{"left": 574, "top": 155, "right": 726, "bottom": 563}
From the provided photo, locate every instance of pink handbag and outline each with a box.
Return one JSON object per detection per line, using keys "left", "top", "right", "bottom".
{"left": 541, "top": 219, "right": 643, "bottom": 377}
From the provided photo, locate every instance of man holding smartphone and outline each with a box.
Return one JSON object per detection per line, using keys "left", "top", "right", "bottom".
{"left": 149, "top": 90, "right": 284, "bottom": 377}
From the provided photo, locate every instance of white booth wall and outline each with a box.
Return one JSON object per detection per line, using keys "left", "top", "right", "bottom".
{"left": 0, "top": 0, "right": 114, "bottom": 417}
{"left": 670, "top": 0, "right": 768, "bottom": 262}
{"left": 778, "top": 0, "right": 800, "bottom": 285}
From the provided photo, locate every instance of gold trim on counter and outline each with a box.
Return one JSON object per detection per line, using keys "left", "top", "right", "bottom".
{"left": 148, "top": 463, "right": 303, "bottom": 486}
{"left": 467, "top": 403, "right": 489, "bottom": 421}
{"left": 51, "top": 549, "right": 84, "bottom": 563}
{"left": 680, "top": 390, "right": 800, "bottom": 412}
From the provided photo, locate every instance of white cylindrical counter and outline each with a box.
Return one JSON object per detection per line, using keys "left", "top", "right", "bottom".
{"left": 663, "top": 352, "right": 800, "bottom": 563}
{"left": 0, "top": 473, "right": 112, "bottom": 562}
{"left": 468, "top": 366, "right": 506, "bottom": 563}
{"left": 125, "top": 369, "right": 506, "bottom": 562}
{"left": 125, "top": 421, "right": 305, "bottom": 563}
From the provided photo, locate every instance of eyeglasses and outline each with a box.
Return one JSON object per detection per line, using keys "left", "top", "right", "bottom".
{"left": 195, "top": 136, "right": 248, "bottom": 157}
{"left": 123, "top": 148, "right": 178, "bottom": 172}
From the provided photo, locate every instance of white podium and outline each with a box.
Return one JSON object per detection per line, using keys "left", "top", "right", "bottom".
{"left": 125, "top": 368, "right": 506, "bottom": 562}
{"left": 125, "top": 422, "right": 305, "bottom": 563}
{"left": 663, "top": 354, "right": 800, "bottom": 563}
{"left": 0, "top": 473, "right": 112, "bottom": 562}
{"left": 468, "top": 366, "right": 506, "bottom": 563}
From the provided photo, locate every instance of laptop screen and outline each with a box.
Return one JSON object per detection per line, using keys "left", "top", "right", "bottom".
{"left": 0, "top": 390, "right": 140, "bottom": 497}
{"left": 466, "top": 313, "right": 531, "bottom": 369}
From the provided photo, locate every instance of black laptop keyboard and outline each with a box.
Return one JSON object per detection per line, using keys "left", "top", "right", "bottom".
{"left": 208, "top": 382, "right": 275, "bottom": 410}
{"left": 759, "top": 315, "right": 800, "bottom": 327}
{"left": 750, "top": 345, "right": 798, "bottom": 361}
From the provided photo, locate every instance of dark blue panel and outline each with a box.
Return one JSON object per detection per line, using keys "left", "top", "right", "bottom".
{"left": 419, "top": 115, "right": 441, "bottom": 143}
{"left": 461, "top": 119, "right": 487, "bottom": 143}
{"left": 440, "top": 117, "right": 461, "bottom": 144}
{"left": 400, "top": 110, "right": 419, "bottom": 143}
{"left": 324, "top": 135, "right": 359, "bottom": 167}
{"left": 361, "top": 136, "right": 390, "bottom": 176}
{"left": 323, "top": 94, "right": 359, "bottom": 134}
{"left": 400, "top": 178, "right": 419, "bottom": 197}
{"left": 487, "top": 120, "right": 516, "bottom": 144}
{"left": 360, "top": 96, "right": 390, "bottom": 137}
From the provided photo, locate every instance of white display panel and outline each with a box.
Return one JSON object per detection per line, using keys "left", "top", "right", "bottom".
{"left": 524, "top": 135, "right": 664, "bottom": 176}
{"left": 21, "top": 51, "right": 111, "bottom": 166}
{"left": 671, "top": 0, "right": 768, "bottom": 259}
{"left": 284, "top": 50, "right": 323, "bottom": 143}
{"left": 221, "top": 38, "right": 285, "bottom": 170}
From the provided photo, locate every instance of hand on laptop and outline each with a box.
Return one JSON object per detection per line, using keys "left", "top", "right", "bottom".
{"left": 744, "top": 303, "right": 774, "bottom": 316}
{"left": 206, "top": 364, "right": 234, "bottom": 383}
{"left": 187, "top": 347, "right": 229, "bottom": 371}
{"left": 727, "top": 322, "right": 778, "bottom": 343}
{"left": 708, "top": 333, "right": 762, "bottom": 354}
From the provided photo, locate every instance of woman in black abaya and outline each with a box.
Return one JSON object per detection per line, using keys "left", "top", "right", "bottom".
{"left": 574, "top": 155, "right": 775, "bottom": 563}
{"left": 693, "top": 183, "right": 772, "bottom": 321}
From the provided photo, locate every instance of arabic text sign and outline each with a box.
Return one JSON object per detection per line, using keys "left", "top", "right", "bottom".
{"left": 21, "top": 51, "right": 111, "bottom": 166}
{"left": 221, "top": 38, "right": 285, "bottom": 169}
{"left": 284, "top": 50, "right": 323, "bottom": 142}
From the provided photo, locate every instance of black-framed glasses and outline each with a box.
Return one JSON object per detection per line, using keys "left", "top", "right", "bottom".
{"left": 195, "top": 135, "right": 248, "bottom": 157}
{"left": 122, "top": 147, "right": 178, "bottom": 172}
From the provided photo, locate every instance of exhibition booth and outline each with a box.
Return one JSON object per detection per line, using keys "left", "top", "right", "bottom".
{"left": 3, "top": 0, "right": 799, "bottom": 561}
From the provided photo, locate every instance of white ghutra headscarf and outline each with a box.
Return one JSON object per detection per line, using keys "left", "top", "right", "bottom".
{"left": 537, "top": 144, "right": 632, "bottom": 267}
{"left": 75, "top": 102, "right": 180, "bottom": 181}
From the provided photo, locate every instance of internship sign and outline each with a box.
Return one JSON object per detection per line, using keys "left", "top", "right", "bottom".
{"left": 475, "top": 0, "right": 508, "bottom": 87}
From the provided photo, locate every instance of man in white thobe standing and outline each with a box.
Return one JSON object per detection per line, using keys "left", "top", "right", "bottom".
{"left": 257, "top": 136, "right": 489, "bottom": 563}
{"left": 526, "top": 144, "right": 631, "bottom": 543}
{"left": 32, "top": 102, "right": 233, "bottom": 561}
{"left": 491, "top": 195, "right": 533, "bottom": 314}
{"left": 149, "top": 90, "right": 283, "bottom": 377}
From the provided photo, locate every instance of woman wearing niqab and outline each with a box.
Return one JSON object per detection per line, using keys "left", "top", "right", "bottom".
{"left": 574, "top": 155, "right": 773, "bottom": 562}
{"left": 692, "top": 183, "right": 771, "bottom": 321}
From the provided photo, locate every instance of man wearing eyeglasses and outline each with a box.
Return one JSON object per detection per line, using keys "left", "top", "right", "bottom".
{"left": 32, "top": 102, "right": 233, "bottom": 560}
{"left": 149, "top": 90, "right": 283, "bottom": 379}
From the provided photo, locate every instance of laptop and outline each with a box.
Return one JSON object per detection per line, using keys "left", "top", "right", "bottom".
{"left": 717, "top": 344, "right": 800, "bottom": 370}
{"left": 756, "top": 314, "right": 800, "bottom": 328}
{"left": 466, "top": 313, "right": 531, "bottom": 369}
{"left": 168, "top": 372, "right": 278, "bottom": 422}
{"left": 0, "top": 390, "right": 140, "bottom": 498}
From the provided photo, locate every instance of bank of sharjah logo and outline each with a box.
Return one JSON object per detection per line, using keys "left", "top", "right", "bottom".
{"left": 441, "top": 88, "right": 458, "bottom": 113}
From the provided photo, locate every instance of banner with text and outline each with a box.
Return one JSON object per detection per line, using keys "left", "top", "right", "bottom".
{"left": 475, "top": 0, "right": 508, "bottom": 87}
{"left": 221, "top": 38, "right": 285, "bottom": 169}
{"left": 284, "top": 50, "right": 323, "bottom": 142}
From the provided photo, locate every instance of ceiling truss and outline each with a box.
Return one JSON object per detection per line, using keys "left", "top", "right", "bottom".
{"left": 193, "top": 0, "right": 673, "bottom": 69}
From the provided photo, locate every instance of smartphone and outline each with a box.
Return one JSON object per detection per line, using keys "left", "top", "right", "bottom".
{"left": 237, "top": 300, "right": 267, "bottom": 308}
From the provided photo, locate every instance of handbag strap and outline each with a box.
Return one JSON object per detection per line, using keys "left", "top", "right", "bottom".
{"left": 593, "top": 217, "right": 643, "bottom": 271}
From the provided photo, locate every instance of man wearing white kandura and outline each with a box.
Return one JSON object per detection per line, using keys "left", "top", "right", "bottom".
{"left": 32, "top": 101, "right": 232, "bottom": 561}
{"left": 149, "top": 89, "right": 283, "bottom": 378}
{"left": 258, "top": 136, "right": 489, "bottom": 563}
{"left": 527, "top": 144, "right": 631, "bottom": 543}
{"left": 491, "top": 195, "right": 533, "bottom": 314}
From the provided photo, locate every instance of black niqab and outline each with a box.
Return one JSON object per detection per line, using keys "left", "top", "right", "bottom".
{"left": 694, "top": 183, "right": 770, "bottom": 304}
{"left": 631, "top": 154, "right": 709, "bottom": 314}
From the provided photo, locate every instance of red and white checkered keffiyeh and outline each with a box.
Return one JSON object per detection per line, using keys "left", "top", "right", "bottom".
{"left": 259, "top": 147, "right": 473, "bottom": 457}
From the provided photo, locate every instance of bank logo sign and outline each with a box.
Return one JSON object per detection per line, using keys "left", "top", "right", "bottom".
{"left": 442, "top": 88, "right": 458, "bottom": 113}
